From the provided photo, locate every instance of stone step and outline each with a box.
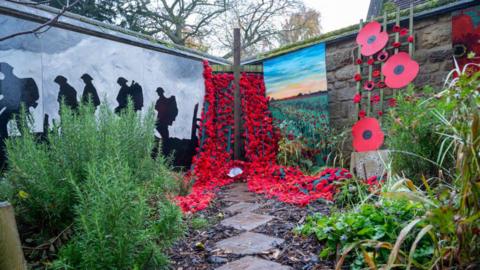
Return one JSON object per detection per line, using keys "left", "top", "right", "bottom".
{"left": 215, "top": 256, "right": 292, "bottom": 270}
{"left": 214, "top": 232, "right": 284, "bottom": 255}
{"left": 221, "top": 212, "right": 273, "bottom": 231}
{"left": 223, "top": 192, "right": 257, "bottom": 202}
{"left": 224, "top": 202, "right": 261, "bottom": 214}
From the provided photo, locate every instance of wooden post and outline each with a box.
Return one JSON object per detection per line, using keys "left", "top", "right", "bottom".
{"left": 356, "top": 19, "right": 364, "bottom": 120}
{"left": 0, "top": 202, "right": 27, "bottom": 270}
{"left": 233, "top": 28, "right": 242, "bottom": 160}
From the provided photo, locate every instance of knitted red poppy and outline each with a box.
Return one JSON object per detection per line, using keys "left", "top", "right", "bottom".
{"left": 358, "top": 110, "right": 366, "bottom": 118}
{"left": 356, "top": 21, "right": 389, "bottom": 56}
{"left": 363, "top": 80, "right": 375, "bottom": 91}
{"left": 377, "top": 51, "right": 389, "bottom": 62}
{"left": 353, "top": 93, "right": 362, "bottom": 103}
{"left": 382, "top": 52, "right": 419, "bottom": 89}
{"left": 352, "top": 117, "right": 384, "bottom": 152}
{"left": 388, "top": 98, "right": 397, "bottom": 107}
{"left": 377, "top": 81, "right": 386, "bottom": 88}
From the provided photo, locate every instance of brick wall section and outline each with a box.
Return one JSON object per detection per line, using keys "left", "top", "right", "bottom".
{"left": 326, "top": 12, "right": 453, "bottom": 136}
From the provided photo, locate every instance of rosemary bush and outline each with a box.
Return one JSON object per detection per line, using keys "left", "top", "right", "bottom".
{"left": 2, "top": 101, "right": 183, "bottom": 269}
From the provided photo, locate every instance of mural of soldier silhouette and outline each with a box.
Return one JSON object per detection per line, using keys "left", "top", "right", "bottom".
{"left": 54, "top": 75, "right": 79, "bottom": 112}
{"left": 155, "top": 102, "right": 200, "bottom": 169}
{"left": 115, "top": 77, "right": 143, "bottom": 113}
{"left": 155, "top": 87, "right": 178, "bottom": 139}
{"left": 0, "top": 62, "right": 40, "bottom": 137}
{"left": 80, "top": 73, "right": 100, "bottom": 109}
{"left": 0, "top": 62, "right": 40, "bottom": 167}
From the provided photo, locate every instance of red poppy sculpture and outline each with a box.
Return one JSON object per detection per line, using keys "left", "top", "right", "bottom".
{"left": 382, "top": 52, "right": 419, "bottom": 89}
{"left": 356, "top": 21, "right": 389, "bottom": 56}
{"left": 352, "top": 117, "right": 384, "bottom": 152}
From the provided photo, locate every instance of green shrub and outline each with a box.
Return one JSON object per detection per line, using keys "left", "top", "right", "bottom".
{"left": 384, "top": 86, "right": 454, "bottom": 182}
{"left": 53, "top": 160, "right": 182, "bottom": 269}
{"left": 3, "top": 101, "right": 183, "bottom": 268}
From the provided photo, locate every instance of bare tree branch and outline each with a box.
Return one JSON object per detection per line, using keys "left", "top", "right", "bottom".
{"left": 0, "top": 0, "right": 81, "bottom": 42}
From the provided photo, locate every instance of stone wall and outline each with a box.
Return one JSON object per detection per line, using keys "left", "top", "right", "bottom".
{"left": 326, "top": 12, "right": 453, "bottom": 135}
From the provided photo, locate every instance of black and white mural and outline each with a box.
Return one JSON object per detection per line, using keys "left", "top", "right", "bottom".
{"left": 0, "top": 14, "right": 205, "bottom": 168}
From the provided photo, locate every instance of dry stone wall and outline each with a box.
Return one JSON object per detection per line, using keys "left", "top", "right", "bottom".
{"left": 326, "top": 12, "right": 453, "bottom": 133}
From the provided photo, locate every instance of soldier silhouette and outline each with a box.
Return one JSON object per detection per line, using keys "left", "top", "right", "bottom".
{"left": 80, "top": 73, "right": 100, "bottom": 109}
{"left": 130, "top": 80, "right": 143, "bottom": 112}
{"left": 115, "top": 77, "right": 144, "bottom": 113}
{"left": 155, "top": 87, "right": 178, "bottom": 139}
{"left": 54, "top": 75, "right": 79, "bottom": 112}
{"left": 0, "top": 62, "right": 40, "bottom": 138}
{"left": 0, "top": 62, "right": 40, "bottom": 167}
{"left": 115, "top": 77, "right": 129, "bottom": 114}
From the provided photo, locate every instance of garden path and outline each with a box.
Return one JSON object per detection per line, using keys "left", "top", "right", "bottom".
{"left": 213, "top": 183, "right": 291, "bottom": 269}
{"left": 168, "top": 182, "right": 333, "bottom": 269}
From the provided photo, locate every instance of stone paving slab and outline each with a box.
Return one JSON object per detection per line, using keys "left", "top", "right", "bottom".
{"left": 223, "top": 193, "right": 257, "bottom": 202}
{"left": 215, "top": 256, "right": 292, "bottom": 270}
{"left": 221, "top": 212, "right": 273, "bottom": 231}
{"left": 224, "top": 202, "right": 260, "bottom": 214}
{"left": 226, "top": 183, "right": 249, "bottom": 193}
{"left": 214, "top": 232, "right": 284, "bottom": 255}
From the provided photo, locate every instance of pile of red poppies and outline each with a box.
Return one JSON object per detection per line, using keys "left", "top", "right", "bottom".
{"left": 175, "top": 61, "right": 352, "bottom": 213}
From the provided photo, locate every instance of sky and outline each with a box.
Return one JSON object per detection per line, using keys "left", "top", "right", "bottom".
{"left": 303, "top": 0, "right": 371, "bottom": 32}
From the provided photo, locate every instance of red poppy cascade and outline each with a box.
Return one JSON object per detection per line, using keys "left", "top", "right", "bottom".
{"left": 382, "top": 52, "right": 419, "bottom": 89}
{"left": 356, "top": 21, "right": 389, "bottom": 56}
{"left": 352, "top": 117, "right": 384, "bottom": 152}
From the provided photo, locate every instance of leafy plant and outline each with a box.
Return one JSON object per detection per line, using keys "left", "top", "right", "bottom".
{"left": 333, "top": 177, "right": 372, "bottom": 209}
{"left": 3, "top": 101, "right": 184, "bottom": 268}
{"left": 298, "top": 199, "right": 429, "bottom": 269}
{"left": 384, "top": 85, "right": 454, "bottom": 183}
{"left": 335, "top": 69, "right": 480, "bottom": 269}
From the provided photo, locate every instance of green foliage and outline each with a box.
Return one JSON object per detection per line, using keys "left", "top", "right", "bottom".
{"left": 190, "top": 217, "right": 209, "bottom": 231}
{"left": 384, "top": 85, "right": 454, "bottom": 182}
{"left": 333, "top": 177, "right": 371, "bottom": 209}
{"left": 302, "top": 71, "right": 480, "bottom": 269}
{"left": 382, "top": 2, "right": 397, "bottom": 14}
{"left": 3, "top": 102, "right": 183, "bottom": 269}
{"left": 298, "top": 199, "right": 429, "bottom": 269}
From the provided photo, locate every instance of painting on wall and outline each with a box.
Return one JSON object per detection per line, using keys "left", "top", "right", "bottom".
{"left": 264, "top": 43, "right": 327, "bottom": 100}
{"left": 0, "top": 14, "right": 205, "bottom": 168}
{"left": 452, "top": 5, "right": 480, "bottom": 73}
{"left": 263, "top": 43, "right": 330, "bottom": 169}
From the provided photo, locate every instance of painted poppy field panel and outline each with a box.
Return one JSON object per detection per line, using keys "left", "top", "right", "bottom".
{"left": 270, "top": 93, "right": 330, "bottom": 166}
{"left": 452, "top": 5, "right": 480, "bottom": 72}
{"left": 264, "top": 43, "right": 327, "bottom": 101}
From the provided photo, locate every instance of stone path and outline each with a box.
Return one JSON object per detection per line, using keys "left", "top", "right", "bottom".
{"left": 213, "top": 183, "right": 293, "bottom": 270}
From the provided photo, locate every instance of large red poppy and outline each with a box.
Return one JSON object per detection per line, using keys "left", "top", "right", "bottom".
{"left": 352, "top": 117, "right": 384, "bottom": 152}
{"left": 356, "top": 21, "right": 389, "bottom": 56}
{"left": 382, "top": 52, "right": 419, "bottom": 89}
